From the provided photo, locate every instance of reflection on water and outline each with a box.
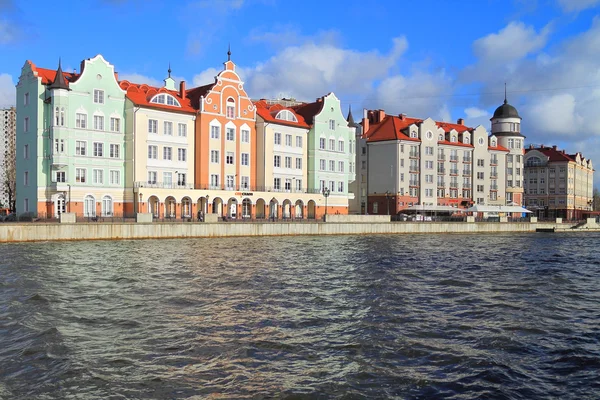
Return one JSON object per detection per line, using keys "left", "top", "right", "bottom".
{"left": 1, "top": 233, "right": 600, "bottom": 399}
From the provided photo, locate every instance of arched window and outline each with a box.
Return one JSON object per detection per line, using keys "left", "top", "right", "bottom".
{"left": 450, "top": 135, "right": 457, "bottom": 142}
{"left": 464, "top": 135, "right": 470, "bottom": 144}
{"left": 226, "top": 97, "right": 235, "bottom": 118}
{"left": 275, "top": 110, "right": 298, "bottom": 122}
{"left": 526, "top": 156, "right": 542, "bottom": 167}
{"left": 84, "top": 195, "right": 96, "bottom": 217}
{"left": 150, "top": 94, "right": 181, "bottom": 107}
{"left": 60, "top": 107, "right": 65, "bottom": 126}
{"left": 491, "top": 140, "right": 496, "bottom": 147}
{"left": 439, "top": 133, "right": 444, "bottom": 141}
{"left": 102, "top": 195, "right": 113, "bottom": 216}
{"left": 55, "top": 107, "right": 60, "bottom": 126}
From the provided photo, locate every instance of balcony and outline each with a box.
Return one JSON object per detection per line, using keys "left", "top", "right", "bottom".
{"left": 450, "top": 182, "right": 459, "bottom": 189}
{"left": 490, "top": 185, "right": 499, "bottom": 191}
{"left": 409, "top": 151, "right": 419, "bottom": 159}
{"left": 450, "top": 156, "right": 459, "bottom": 163}
{"left": 450, "top": 169, "right": 459, "bottom": 176}
{"left": 409, "top": 180, "right": 419, "bottom": 187}
{"left": 409, "top": 166, "right": 420, "bottom": 173}
{"left": 490, "top": 173, "right": 498, "bottom": 179}
{"left": 437, "top": 167, "right": 446, "bottom": 174}
{"left": 462, "top": 170, "right": 472, "bottom": 177}
{"left": 51, "top": 153, "right": 68, "bottom": 167}
{"left": 438, "top": 154, "right": 446, "bottom": 161}
{"left": 463, "top": 157, "right": 472, "bottom": 163}
{"left": 437, "top": 181, "right": 445, "bottom": 187}
{"left": 463, "top": 183, "right": 472, "bottom": 189}
{"left": 490, "top": 159, "right": 498, "bottom": 166}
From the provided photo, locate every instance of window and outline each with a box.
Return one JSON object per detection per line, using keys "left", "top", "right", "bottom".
{"left": 23, "top": 144, "right": 29, "bottom": 159}
{"left": 24, "top": 92, "right": 29, "bottom": 106}
{"left": 425, "top": 146, "right": 434, "bottom": 155}
{"left": 148, "top": 145, "right": 158, "bottom": 159}
{"left": 211, "top": 125, "right": 220, "bottom": 139}
{"left": 296, "top": 136, "right": 303, "bottom": 147}
{"left": 177, "top": 173, "right": 186, "bottom": 186}
{"left": 163, "top": 147, "right": 172, "bottom": 160}
{"left": 329, "top": 139, "right": 335, "bottom": 151}
{"left": 24, "top": 171, "right": 29, "bottom": 186}
{"left": 477, "top": 172, "right": 484, "bottom": 180}
{"left": 178, "top": 123, "right": 187, "bottom": 137}
{"left": 274, "top": 177, "right": 281, "bottom": 190}
{"left": 285, "top": 134, "right": 292, "bottom": 146}
{"left": 93, "top": 142, "right": 103, "bottom": 157}
{"left": 425, "top": 160, "right": 433, "bottom": 169}
{"left": 24, "top": 198, "right": 29, "bottom": 212}
{"left": 425, "top": 188, "right": 433, "bottom": 197}
{"left": 55, "top": 171, "right": 66, "bottom": 183}
{"left": 320, "top": 159, "right": 326, "bottom": 170}
{"left": 477, "top": 185, "right": 484, "bottom": 192}
{"left": 211, "top": 150, "right": 219, "bottom": 163}
{"left": 76, "top": 168, "right": 86, "bottom": 183}
{"left": 93, "top": 89, "right": 104, "bottom": 104}
{"left": 110, "top": 170, "right": 120, "bottom": 185}
{"left": 338, "top": 181, "right": 344, "bottom": 192}
{"left": 76, "top": 113, "right": 87, "bottom": 129}
{"left": 241, "top": 176, "right": 249, "bottom": 189}
{"left": 148, "top": 119, "right": 158, "bottom": 134}
{"left": 164, "top": 121, "right": 173, "bottom": 136}
{"left": 226, "top": 98, "right": 235, "bottom": 118}
{"left": 226, "top": 152, "right": 234, "bottom": 165}
{"left": 373, "top": 202, "right": 378, "bottom": 213}
{"left": 109, "top": 144, "right": 120, "bottom": 158}
{"left": 24, "top": 117, "right": 29, "bottom": 132}
{"left": 226, "top": 127, "right": 235, "bottom": 141}
{"left": 285, "top": 156, "right": 292, "bottom": 168}
{"left": 150, "top": 94, "right": 181, "bottom": 107}
{"left": 94, "top": 115, "right": 104, "bottom": 131}
{"left": 163, "top": 172, "right": 172, "bottom": 187}
{"left": 329, "top": 160, "right": 335, "bottom": 171}
{"left": 275, "top": 110, "right": 298, "bottom": 122}
{"left": 338, "top": 140, "right": 345, "bottom": 152}
{"left": 241, "top": 153, "right": 249, "bottom": 166}
{"left": 53, "top": 138, "right": 65, "bottom": 154}
{"left": 274, "top": 132, "right": 281, "bottom": 145}
{"left": 319, "top": 138, "right": 326, "bottom": 149}
{"left": 110, "top": 117, "right": 120, "bottom": 132}
{"left": 178, "top": 148, "right": 187, "bottom": 162}
{"left": 93, "top": 169, "right": 103, "bottom": 184}
{"left": 329, "top": 181, "right": 335, "bottom": 191}
{"left": 338, "top": 161, "right": 344, "bottom": 172}
{"left": 296, "top": 158, "right": 302, "bottom": 169}
{"left": 274, "top": 155, "right": 281, "bottom": 167}
{"left": 241, "top": 130, "right": 250, "bottom": 143}
{"left": 285, "top": 179, "right": 292, "bottom": 191}
{"left": 320, "top": 180, "right": 326, "bottom": 191}
{"left": 426, "top": 174, "right": 433, "bottom": 183}
{"left": 477, "top": 159, "right": 484, "bottom": 167}
{"left": 296, "top": 179, "right": 302, "bottom": 191}
{"left": 147, "top": 171, "right": 157, "bottom": 184}
{"left": 361, "top": 160, "right": 366, "bottom": 170}
{"left": 508, "top": 139, "right": 515, "bottom": 148}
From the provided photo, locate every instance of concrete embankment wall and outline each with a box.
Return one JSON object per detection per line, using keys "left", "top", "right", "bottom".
{"left": 0, "top": 221, "right": 570, "bottom": 243}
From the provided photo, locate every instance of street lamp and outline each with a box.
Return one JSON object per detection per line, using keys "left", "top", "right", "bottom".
{"left": 206, "top": 194, "right": 210, "bottom": 214}
{"left": 385, "top": 190, "right": 390, "bottom": 215}
{"left": 322, "top": 186, "right": 331, "bottom": 217}
{"left": 67, "top": 184, "right": 71, "bottom": 213}
{"left": 139, "top": 192, "right": 143, "bottom": 213}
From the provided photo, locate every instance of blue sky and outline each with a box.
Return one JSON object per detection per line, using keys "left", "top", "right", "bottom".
{"left": 1, "top": 0, "right": 600, "bottom": 184}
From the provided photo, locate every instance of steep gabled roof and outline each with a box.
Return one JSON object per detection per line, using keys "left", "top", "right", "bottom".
{"left": 47, "top": 59, "right": 71, "bottom": 90}
{"left": 365, "top": 115, "right": 423, "bottom": 142}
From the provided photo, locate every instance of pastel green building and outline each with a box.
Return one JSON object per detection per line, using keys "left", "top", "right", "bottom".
{"left": 16, "top": 55, "right": 131, "bottom": 217}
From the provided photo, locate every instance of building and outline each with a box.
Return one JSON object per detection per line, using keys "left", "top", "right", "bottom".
{"left": 1, "top": 107, "right": 16, "bottom": 210}
{"left": 524, "top": 145, "right": 594, "bottom": 220}
{"left": 255, "top": 100, "right": 310, "bottom": 218}
{"left": 121, "top": 68, "right": 196, "bottom": 219}
{"left": 292, "top": 93, "right": 356, "bottom": 214}
{"left": 16, "top": 55, "right": 129, "bottom": 217}
{"left": 347, "top": 106, "right": 365, "bottom": 214}
{"left": 361, "top": 109, "right": 510, "bottom": 214}
{"left": 490, "top": 93, "right": 525, "bottom": 206}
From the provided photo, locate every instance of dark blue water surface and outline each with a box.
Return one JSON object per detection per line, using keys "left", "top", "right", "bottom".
{"left": 1, "top": 233, "right": 599, "bottom": 399}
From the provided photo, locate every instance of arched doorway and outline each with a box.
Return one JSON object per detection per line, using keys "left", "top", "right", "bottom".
{"left": 101, "top": 195, "right": 113, "bottom": 216}
{"left": 282, "top": 199, "right": 292, "bottom": 219}
{"left": 148, "top": 196, "right": 160, "bottom": 218}
{"left": 255, "top": 198, "right": 266, "bottom": 219}
{"left": 295, "top": 200, "right": 304, "bottom": 219}
{"left": 54, "top": 194, "right": 66, "bottom": 218}
{"left": 84, "top": 195, "right": 96, "bottom": 217}
{"left": 307, "top": 200, "right": 316, "bottom": 219}
{"left": 212, "top": 197, "right": 223, "bottom": 216}
{"left": 227, "top": 197, "right": 238, "bottom": 219}
{"left": 165, "top": 196, "right": 176, "bottom": 218}
{"left": 242, "top": 198, "right": 252, "bottom": 219}
{"left": 181, "top": 197, "right": 192, "bottom": 218}
{"left": 269, "top": 198, "right": 279, "bottom": 220}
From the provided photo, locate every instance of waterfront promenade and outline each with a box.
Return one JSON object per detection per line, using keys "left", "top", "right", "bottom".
{"left": 0, "top": 215, "right": 597, "bottom": 243}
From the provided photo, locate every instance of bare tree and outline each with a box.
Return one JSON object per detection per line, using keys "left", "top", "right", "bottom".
{"left": 593, "top": 188, "right": 600, "bottom": 212}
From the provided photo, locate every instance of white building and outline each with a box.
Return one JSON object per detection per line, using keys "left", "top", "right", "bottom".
{"left": 0, "top": 107, "right": 16, "bottom": 210}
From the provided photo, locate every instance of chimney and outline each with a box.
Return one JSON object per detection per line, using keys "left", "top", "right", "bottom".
{"left": 552, "top": 145, "right": 557, "bottom": 150}
{"left": 399, "top": 113, "right": 406, "bottom": 120}
{"left": 457, "top": 118, "right": 465, "bottom": 125}
{"left": 377, "top": 109, "right": 386, "bottom": 123}
{"left": 180, "top": 80, "right": 186, "bottom": 100}
{"left": 362, "top": 109, "right": 370, "bottom": 134}
{"left": 529, "top": 144, "right": 534, "bottom": 149}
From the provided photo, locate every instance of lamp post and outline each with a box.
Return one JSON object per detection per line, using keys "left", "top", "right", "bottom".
{"left": 139, "top": 192, "right": 143, "bottom": 213}
{"left": 205, "top": 194, "right": 210, "bottom": 214}
{"left": 322, "top": 186, "right": 331, "bottom": 218}
{"left": 385, "top": 190, "right": 390, "bottom": 215}
{"left": 67, "top": 184, "right": 71, "bottom": 213}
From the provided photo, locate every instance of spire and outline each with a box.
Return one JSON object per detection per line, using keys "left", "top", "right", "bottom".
{"left": 48, "top": 58, "right": 70, "bottom": 91}
{"left": 227, "top": 43, "right": 231, "bottom": 61}
{"left": 168, "top": 62, "right": 172, "bottom": 78}
{"left": 163, "top": 63, "right": 176, "bottom": 91}
{"left": 347, "top": 104, "right": 355, "bottom": 126}
{"left": 504, "top": 82, "right": 507, "bottom": 104}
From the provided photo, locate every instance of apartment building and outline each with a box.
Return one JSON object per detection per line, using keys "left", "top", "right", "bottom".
{"left": 524, "top": 145, "right": 594, "bottom": 220}
{"left": 0, "top": 107, "right": 16, "bottom": 210}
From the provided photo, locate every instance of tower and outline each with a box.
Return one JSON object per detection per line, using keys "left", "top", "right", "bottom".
{"left": 490, "top": 85, "right": 525, "bottom": 206}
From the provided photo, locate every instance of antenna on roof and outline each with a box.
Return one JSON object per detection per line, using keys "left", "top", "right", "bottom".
{"left": 504, "top": 82, "right": 507, "bottom": 104}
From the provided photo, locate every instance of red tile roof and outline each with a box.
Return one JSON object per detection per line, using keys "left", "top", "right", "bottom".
{"left": 290, "top": 98, "right": 325, "bottom": 125}
{"left": 488, "top": 145, "right": 510, "bottom": 152}
{"left": 365, "top": 115, "right": 422, "bottom": 142}
{"left": 254, "top": 100, "right": 309, "bottom": 128}
{"left": 527, "top": 146, "right": 575, "bottom": 162}
{"left": 31, "top": 64, "right": 80, "bottom": 85}
{"left": 120, "top": 81, "right": 196, "bottom": 114}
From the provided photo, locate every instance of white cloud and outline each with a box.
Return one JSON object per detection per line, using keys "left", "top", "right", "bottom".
{"left": 556, "top": 0, "right": 600, "bottom": 12}
{"left": 0, "top": 73, "right": 15, "bottom": 108}
{"left": 464, "top": 107, "right": 491, "bottom": 128}
{"left": 192, "top": 68, "right": 219, "bottom": 87}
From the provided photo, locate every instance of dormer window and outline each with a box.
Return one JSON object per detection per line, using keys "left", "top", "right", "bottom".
{"left": 491, "top": 140, "right": 497, "bottom": 147}
{"left": 438, "top": 133, "right": 444, "bottom": 141}
{"left": 275, "top": 110, "right": 298, "bottom": 122}
{"left": 226, "top": 98, "right": 235, "bottom": 118}
{"left": 464, "top": 135, "right": 470, "bottom": 144}
{"left": 450, "top": 135, "right": 457, "bottom": 142}
{"left": 410, "top": 131, "right": 417, "bottom": 138}
{"left": 150, "top": 94, "right": 181, "bottom": 107}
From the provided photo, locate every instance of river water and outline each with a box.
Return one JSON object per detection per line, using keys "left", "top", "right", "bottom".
{"left": 1, "top": 233, "right": 599, "bottom": 399}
